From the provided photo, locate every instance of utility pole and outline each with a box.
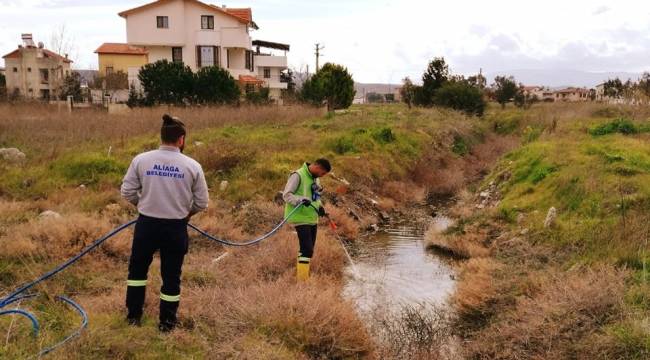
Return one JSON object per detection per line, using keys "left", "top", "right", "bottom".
{"left": 314, "top": 43, "right": 324, "bottom": 72}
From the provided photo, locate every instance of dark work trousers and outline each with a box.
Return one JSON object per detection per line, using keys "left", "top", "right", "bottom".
{"left": 126, "top": 214, "right": 188, "bottom": 327}
{"left": 296, "top": 225, "right": 318, "bottom": 259}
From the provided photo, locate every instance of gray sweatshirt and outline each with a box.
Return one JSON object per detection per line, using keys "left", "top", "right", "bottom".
{"left": 282, "top": 172, "right": 323, "bottom": 206}
{"left": 121, "top": 145, "right": 209, "bottom": 219}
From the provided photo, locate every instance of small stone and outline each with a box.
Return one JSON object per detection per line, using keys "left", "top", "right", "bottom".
{"left": 479, "top": 191, "right": 490, "bottom": 199}
{"left": 194, "top": 141, "right": 204, "bottom": 147}
{"left": 544, "top": 207, "right": 557, "bottom": 228}
{"left": 219, "top": 180, "right": 229, "bottom": 191}
{"left": 520, "top": 228, "right": 529, "bottom": 235}
{"left": 79, "top": 184, "right": 86, "bottom": 190}
{"left": 370, "top": 224, "right": 379, "bottom": 232}
{"left": 38, "top": 210, "right": 62, "bottom": 220}
{"left": 0, "top": 148, "right": 26, "bottom": 163}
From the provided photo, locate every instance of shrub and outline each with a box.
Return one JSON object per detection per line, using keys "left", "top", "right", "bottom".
{"left": 138, "top": 59, "right": 195, "bottom": 105}
{"left": 59, "top": 72, "right": 82, "bottom": 101}
{"left": 433, "top": 81, "right": 486, "bottom": 116}
{"left": 300, "top": 63, "right": 355, "bottom": 111}
{"left": 328, "top": 136, "right": 356, "bottom": 154}
{"left": 452, "top": 135, "right": 469, "bottom": 156}
{"left": 194, "top": 66, "right": 240, "bottom": 104}
{"left": 589, "top": 118, "right": 639, "bottom": 136}
{"left": 245, "top": 87, "right": 271, "bottom": 105}
{"left": 372, "top": 127, "right": 396, "bottom": 144}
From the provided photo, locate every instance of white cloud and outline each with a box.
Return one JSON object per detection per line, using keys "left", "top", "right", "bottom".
{"left": 2, "top": 0, "right": 650, "bottom": 83}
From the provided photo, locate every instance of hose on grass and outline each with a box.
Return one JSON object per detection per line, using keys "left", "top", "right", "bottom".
{"left": 0, "top": 204, "right": 305, "bottom": 357}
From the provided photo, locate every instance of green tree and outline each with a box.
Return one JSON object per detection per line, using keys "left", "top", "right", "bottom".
{"left": 603, "top": 78, "right": 625, "bottom": 99}
{"left": 59, "top": 72, "right": 82, "bottom": 101}
{"left": 420, "top": 57, "right": 450, "bottom": 106}
{"left": 366, "top": 92, "right": 384, "bottom": 103}
{"left": 245, "top": 87, "right": 271, "bottom": 105}
{"left": 433, "top": 80, "right": 486, "bottom": 116}
{"left": 493, "top": 75, "right": 518, "bottom": 108}
{"left": 300, "top": 63, "right": 355, "bottom": 111}
{"left": 138, "top": 59, "right": 194, "bottom": 105}
{"left": 194, "top": 66, "right": 240, "bottom": 105}
{"left": 400, "top": 77, "right": 417, "bottom": 109}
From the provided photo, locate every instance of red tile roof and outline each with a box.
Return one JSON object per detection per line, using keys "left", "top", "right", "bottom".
{"left": 118, "top": 0, "right": 250, "bottom": 25}
{"left": 95, "top": 43, "right": 148, "bottom": 55}
{"left": 2, "top": 47, "right": 73, "bottom": 63}
{"left": 223, "top": 8, "right": 252, "bottom": 23}
{"left": 238, "top": 75, "right": 264, "bottom": 83}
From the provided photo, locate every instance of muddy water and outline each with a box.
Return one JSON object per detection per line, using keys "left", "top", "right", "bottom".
{"left": 343, "top": 214, "right": 456, "bottom": 316}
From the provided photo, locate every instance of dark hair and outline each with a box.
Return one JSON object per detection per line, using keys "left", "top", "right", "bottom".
{"left": 161, "top": 114, "right": 186, "bottom": 143}
{"left": 314, "top": 158, "right": 332, "bottom": 172}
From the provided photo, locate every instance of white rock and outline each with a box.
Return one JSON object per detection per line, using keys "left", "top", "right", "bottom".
{"left": 38, "top": 210, "right": 62, "bottom": 220}
{"left": 516, "top": 213, "right": 525, "bottom": 225}
{"left": 479, "top": 191, "right": 490, "bottom": 198}
{"left": 194, "top": 141, "right": 205, "bottom": 147}
{"left": 544, "top": 207, "right": 557, "bottom": 228}
{"left": 520, "top": 228, "right": 529, "bottom": 235}
{"left": 0, "top": 148, "right": 26, "bottom": 163}
{"left": 219, "top": 180, "right": 229, "bottom": 191}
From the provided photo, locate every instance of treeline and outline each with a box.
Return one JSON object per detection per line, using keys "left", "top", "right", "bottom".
{"left": 400, "top": 57, "right": 542, "bottom": 116}
{"left": 602, "top": 73, "right": 650, "bottom": 103}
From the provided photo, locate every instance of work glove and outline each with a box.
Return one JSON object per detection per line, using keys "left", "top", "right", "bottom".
{"left": 318, "top": 206, "right": 327, "bottom": 217}
{"left": 300, "top": 198, "right": 312, "bottom": 207}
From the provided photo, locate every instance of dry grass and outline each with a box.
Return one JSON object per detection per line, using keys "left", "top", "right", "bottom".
{"left": 0, "top": 103, "right": 324, "bottom": 155}
{"left": 425, "top": 227, "right": 491, "bottom": 259}
{"left": 464, "top": 266, "right": 627, "bottom": 359}
{"left": 452, "top": 258, "right": 503, "bottom": 325}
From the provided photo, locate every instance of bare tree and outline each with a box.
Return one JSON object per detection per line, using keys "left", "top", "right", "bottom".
{"left": 49, "top": 24, "right": 78, "bottom": 62}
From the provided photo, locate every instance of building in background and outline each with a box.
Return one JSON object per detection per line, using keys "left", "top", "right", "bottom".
{"left": 95, "top": 43, "right": 149, "bottom": 77}
{"left": 2, "top": 34, "right": 72, "bottom": 100}
{"left": 554, "top": 87, "right": 591, "bottom": 102}
{"left": 97, "top": 0, "right": 289, "bottom": 101}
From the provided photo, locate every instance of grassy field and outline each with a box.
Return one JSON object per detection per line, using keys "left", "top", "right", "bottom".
{"left": 427, "top": 103, "right": 650, "bottom": 359}
{"left": 4, "top": 101, "right": 646, "bottom": 359}
{"left": 0, "top": 102, "right": 519, "bottom": 359}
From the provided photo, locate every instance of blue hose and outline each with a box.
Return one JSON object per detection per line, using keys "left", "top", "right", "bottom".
{"left": 0, "top": 203, "right": 303, "bottom": 357}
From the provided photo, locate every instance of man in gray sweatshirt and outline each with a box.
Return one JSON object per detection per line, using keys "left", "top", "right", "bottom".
{"left": 121, "top": 114, "right": 208, "bottom": 332}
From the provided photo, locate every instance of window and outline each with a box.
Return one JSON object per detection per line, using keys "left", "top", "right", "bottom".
{"left": 39, "top": 68, "right": 49, "bottom": 83}
{"left": 201, "top": 15, "right": 214, "bottom": 29}
{"left": 156, "top": 16, "right": 169, "bottom": 28}
{"left": 245, "top": 50, "right": 254, "bottom": 71}
{"left": 106, "top": 66, "right": 114, "bottom": 76}
{"left": 13, "top": 67, "right": 17, "bottom": 72}
{"left": 172, "top": 47, "right": 183, "bottom": 64}
{"left": 40, "top": 89, "right": 50, "bottom": 100}
{"left": 263, "top": 67, "right": 271, "bottom": 79}
{"left": 27, "top": 67, "right": 32, "bottom": 72}
{"left": 196, "top": 46, "right": 219, "bottom": 68}
{"left": 226, "top": 49, "right": 230, "bottom": 68}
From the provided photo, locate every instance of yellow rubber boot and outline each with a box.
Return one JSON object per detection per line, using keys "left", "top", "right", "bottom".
{"left": 297, "top": 257, "right": 311, "bottom": 281}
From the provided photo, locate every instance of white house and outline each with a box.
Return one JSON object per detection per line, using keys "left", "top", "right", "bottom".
{"left": 113, "top": 0, "right": 289, "bottom": 101}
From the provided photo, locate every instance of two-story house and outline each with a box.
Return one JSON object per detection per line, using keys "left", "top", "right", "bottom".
{"left": 2, "top": 34, "right": 72, "bottom": 100}
{"left": 98, "top": 0, "right": 289, "bottom": 101}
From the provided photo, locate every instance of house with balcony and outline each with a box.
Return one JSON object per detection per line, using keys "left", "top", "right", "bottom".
{"left": 2, "top": 34, "right": 72, "bottom": 100}
{"left": 98, "top": 0, "right": 289, "bottom": 101}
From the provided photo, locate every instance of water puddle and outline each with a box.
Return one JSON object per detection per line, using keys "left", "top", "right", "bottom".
{"left": 343, "top": 214, "right": 456, "bottom": 315}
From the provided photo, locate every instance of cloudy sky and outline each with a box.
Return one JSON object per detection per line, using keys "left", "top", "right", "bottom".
{"left": 2, "top": 0, "right": 649, "bottom": 85}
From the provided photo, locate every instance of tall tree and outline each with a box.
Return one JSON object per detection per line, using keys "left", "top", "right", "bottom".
{"left": 59, "top": 72, "right": 82, "bottom": 101}
{"left": 300, "top": 63, "right": 355, "bottom": 111}
{"left": 420, "top": 57, "right": 450, "bottom": 106}
{"left": 400, "top": 77, "right": 417, "bottom": 109}
{"left": 493, "top": 76, "right": 518, "bottom": 108}
{"left": 433, "top": 80, "right": 486, "bottom": 116}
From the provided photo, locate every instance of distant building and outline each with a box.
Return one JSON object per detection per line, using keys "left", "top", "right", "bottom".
{"left": 95, "top": 43, "right": 149, "bottom": 77}
{"left": 554, "top": 87, "right": 590, "bottom": 102}
{"left": 2, "top": 34, "right": 72, "bottom": 100}
{"left": 522, "top": 86, "right": 554, "bottom": 102}
{"left": 0, "top": 67, "right": 5, "bottom": 77}
{"left": 98, "top": 0, "right": 290, "bottom": 100}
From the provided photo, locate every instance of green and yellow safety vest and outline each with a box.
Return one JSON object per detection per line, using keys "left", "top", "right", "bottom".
{"left": 285, "top": 163, "right": 322, "bottom": 225}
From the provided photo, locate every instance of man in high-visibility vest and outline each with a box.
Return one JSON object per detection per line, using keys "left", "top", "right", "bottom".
{"left": 120, "top": 114, "right": 209, "bottom": 332}
{"left": 282, "top": 159, "right": 331, "bottom": 281}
